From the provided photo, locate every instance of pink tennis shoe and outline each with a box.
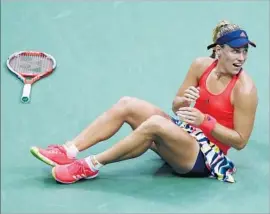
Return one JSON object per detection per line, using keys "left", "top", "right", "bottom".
{"left": 30, "top": 145, "right": 76, "bottom": 166}
{"left": 52, "top": 159, "right": 99, "bottom": 184}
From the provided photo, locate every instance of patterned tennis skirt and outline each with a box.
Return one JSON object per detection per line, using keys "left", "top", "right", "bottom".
{"left": 171, "top": 116, "right": 237, "bottom": 183}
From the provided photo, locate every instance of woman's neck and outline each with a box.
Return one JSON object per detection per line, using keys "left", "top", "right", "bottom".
{"left": 214, "top": 62, "right": 234, "bottom": 80}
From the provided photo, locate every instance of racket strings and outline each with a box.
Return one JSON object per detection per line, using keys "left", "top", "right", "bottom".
{"left": 10, "top": 54, "right": 53, "bottom": 74}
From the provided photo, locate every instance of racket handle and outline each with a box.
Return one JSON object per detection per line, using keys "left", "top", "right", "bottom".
{"left": 21, "top": 84, "right": 32, "bottom": 103}
{"left": 189, "top": 100, "right": 196, "bottom": 108}
{"left": 175, "top": 100, "right": 196, "bottom": 121}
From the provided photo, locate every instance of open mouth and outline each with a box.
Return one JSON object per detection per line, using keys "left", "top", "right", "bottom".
{"left": 233, "top": 63, "right": 242, "bottom": 68}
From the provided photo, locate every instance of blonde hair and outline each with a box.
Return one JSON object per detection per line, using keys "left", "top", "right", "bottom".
{"left": 210, "top": 20, "right": 241, "bottom": 58}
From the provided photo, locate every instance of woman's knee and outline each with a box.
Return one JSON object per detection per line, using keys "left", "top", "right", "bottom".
{"left": 143, "top": 115, "right": 170, "bottom": 132}
{"left": 116, "top": 96, "right": 158, "bottom": 118}
{"left": 117, "top": 96, "right": 134, "bottom": 105}
{"left": 114, "top": 96, "right": 136, "bottom": 116}
{"left": 116, "top": 96, "right": 139, "bottom": 111}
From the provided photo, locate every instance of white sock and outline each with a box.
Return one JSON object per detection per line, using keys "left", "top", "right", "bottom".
{"left": 85, "top": 156, "right": 103, "bottom": 171}
{"left": 63, "top": 143, "right": 79, "bottom": 158}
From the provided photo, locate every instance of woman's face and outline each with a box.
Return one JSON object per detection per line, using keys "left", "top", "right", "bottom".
{"left": 217, "top": 44, "right": 248, "bottom": 75}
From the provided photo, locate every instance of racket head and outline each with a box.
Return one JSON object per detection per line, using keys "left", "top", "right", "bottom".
{"left": 6, "top": 50, "right": 57, "bottom": 103}
{"left": 6, "top": 50, "right": 57, "bottom": 83}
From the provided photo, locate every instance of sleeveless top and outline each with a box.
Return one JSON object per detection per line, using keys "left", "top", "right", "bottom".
{"left": 195, "top": 59, "right": 242, "bottom": 154}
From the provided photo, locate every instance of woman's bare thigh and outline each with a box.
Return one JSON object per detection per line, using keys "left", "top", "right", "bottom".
{"left": 120, "top": 97, "right": 199, "bottom": 173}
{"left": 149, "top": 116, "right": 200, "bottom": 174}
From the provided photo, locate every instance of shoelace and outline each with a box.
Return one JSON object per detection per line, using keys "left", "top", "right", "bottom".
{"left": 67, "top": 160, "right": 88, "bottom": 179}
{"left": 47, "top": 145, "right": 66, "bottom": 154}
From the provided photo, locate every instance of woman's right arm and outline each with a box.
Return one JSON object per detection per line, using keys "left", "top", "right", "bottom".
{"left": 172, "top": 57, "right": 209, "bottom": 114}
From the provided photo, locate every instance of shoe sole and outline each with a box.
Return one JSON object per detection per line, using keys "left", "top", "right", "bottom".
{"left": 30, "top": 147, "right": 56, "bottom": 167}
{"left": 51, "top": 167, "right": 99, "bottom": 184}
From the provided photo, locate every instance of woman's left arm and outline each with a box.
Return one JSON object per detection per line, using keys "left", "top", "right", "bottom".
{"left": 211, "top": 84, "right": 258, "bottom": 150}
{"left": 177, "top": 83, "right": 258, "bottom": 150}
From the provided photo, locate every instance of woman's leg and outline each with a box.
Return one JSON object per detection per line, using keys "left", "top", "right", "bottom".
{"left": 52, "top": 115, "right": 200, "bottom": 184}
{"left": 67, "top": 96, "right": 171, "bottom": 151}
{"left": 31, "top": 96, "right": 172, "bottom": 166}
{"left": 94, "top": 115, "right": 199, "bottom": 173}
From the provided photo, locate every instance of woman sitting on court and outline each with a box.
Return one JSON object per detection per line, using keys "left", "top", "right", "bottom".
{"left": 30, "top": 20, "right": 258, "bottom": 184}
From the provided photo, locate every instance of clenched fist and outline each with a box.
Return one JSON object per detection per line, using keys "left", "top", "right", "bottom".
{"left": 176, "top": 107, "right": 205, "bottom": 126}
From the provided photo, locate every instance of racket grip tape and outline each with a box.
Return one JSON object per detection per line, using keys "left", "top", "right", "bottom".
{"left": 21, "top": 84, "right": 32, "bottom": 103}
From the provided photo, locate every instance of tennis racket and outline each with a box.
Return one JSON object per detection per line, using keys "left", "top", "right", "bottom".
{"left": 6, "top": 50, "right": 57, "bottom": 103}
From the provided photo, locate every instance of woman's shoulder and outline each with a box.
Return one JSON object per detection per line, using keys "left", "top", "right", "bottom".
{"left": 190, "top": 57, "right": 216, "bottom": 78}
{"left": 234, "top": 70, "right": 258, "bottom": 98}
{"left": 192, "top": 56, "right": 214, "bottom": 67}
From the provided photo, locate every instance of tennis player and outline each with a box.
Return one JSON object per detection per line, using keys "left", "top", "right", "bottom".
{"left": 30, "top": 20, "right": 258, "bottom": 184}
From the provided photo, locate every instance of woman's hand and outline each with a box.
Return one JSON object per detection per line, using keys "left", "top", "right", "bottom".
{"left": 172, "top": 86, "right": 200, "bottom": 113}
{"left": 176, "top": 107, "right": 205, "bottom": 126}
{"left": 183, "top": 86, "right": 200, "bottom": 105}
